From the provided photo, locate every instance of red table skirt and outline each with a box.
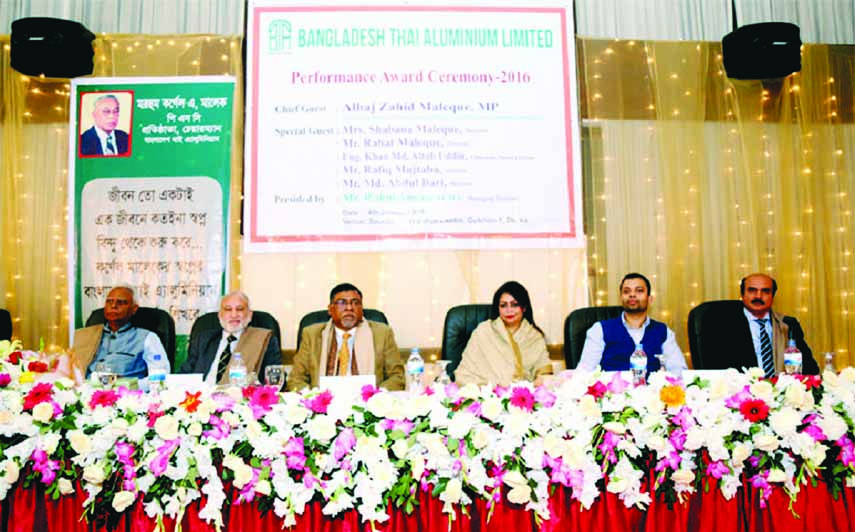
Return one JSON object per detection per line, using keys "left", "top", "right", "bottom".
{"left": 6, "top": 480, "right": 855, "bottom": 532}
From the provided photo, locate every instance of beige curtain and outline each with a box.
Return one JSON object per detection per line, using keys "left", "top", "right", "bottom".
{"left": 581, "top": 40, "right": 854, "bottom": 366}
{"left": 0, "top": 35, "right": 244, "bottom": 350}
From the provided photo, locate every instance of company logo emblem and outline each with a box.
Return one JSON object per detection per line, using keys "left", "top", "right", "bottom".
{"left": 268, "top": 19, "right": 292, "bottom": 53}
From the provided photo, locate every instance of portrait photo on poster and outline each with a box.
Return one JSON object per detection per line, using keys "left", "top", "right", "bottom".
{"left": 78, "top": 90, "right": 134, "bottom": 158}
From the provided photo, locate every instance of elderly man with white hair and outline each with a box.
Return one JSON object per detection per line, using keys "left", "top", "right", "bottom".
{"left": 180, "top": 291, "right": 282, "bottom": 385}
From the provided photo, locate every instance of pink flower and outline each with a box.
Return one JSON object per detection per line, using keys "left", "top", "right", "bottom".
{"left": 203, "top": 415, "right": 230, "bottom": 441}
{"left": 360, "top": 384, "right": 379, "bottom": 401}
{"left": 284, "top": 437, "right": 307, "bottom": 470}
{"left": 534, "top": 386, "right": 556, "bottom": 408}
{"left": 0, "top": 374, "right": 10, "bottom": 387}
{"left": 31, "top": 449, "right": 60, "bottom": 485}
{"left": 724, "top": 386, "right": 753, "bottom": 409}
{"left": 509, "top": 387, "right": 535, "bottom": 412}
{"left": 332, "top": 427, "right": 356, "bottom": 461}
{"left": 23, "top": 383, "right": 54, "bottom": 410}
{"left": 249, "top": 386, "right": 279, "bottom": 418}
{"left": 706, "top": 460, "right": 730, "bottom": 479}
{"left": 607, "top": 372, "right": 629, "bottom": 393}
{"left": 586, "top": 381, "right": 607, "bottom": 398}
{"left": 89, "top": 389, "right": 120, "bottom": 409}
{"left": 303, "top": 390, "right": 333, "bottom": 414}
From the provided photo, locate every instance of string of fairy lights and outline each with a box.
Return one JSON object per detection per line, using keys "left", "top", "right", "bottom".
{"left": 583, "top": 39, "right": 852, "bottom": 363}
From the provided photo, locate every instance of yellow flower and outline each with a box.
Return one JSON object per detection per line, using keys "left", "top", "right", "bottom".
{"left": 659, "top": 384, "right": 685, "bottom": 408}
{"left": 18, "top": 372, "right": 34, "bottom": 384}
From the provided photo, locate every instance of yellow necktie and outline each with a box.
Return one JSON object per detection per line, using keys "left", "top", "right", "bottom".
{"left": 337, "top": 332, "right": 351, "bottom": 376}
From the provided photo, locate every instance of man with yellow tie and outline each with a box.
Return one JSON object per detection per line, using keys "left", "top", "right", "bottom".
{"left": 287, "top": 283, "right": 404, "bottom": 391}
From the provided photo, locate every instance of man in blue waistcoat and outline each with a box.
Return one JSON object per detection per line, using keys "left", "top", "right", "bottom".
{"left": 578, "top": 273, "right": 687, "bottom": 373}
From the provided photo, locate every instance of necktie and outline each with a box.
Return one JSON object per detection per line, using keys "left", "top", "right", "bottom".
{"left": 216, "top": 335, "right": 237, "bottom": 383}
{"left": 105, "top": 135, "right": 115, "bottom": 155}
{"left": 337, "top": 332, "right": 351, "bottom": 376}
{"left": 756, "top": 319, "right": 775, "bottom": 378}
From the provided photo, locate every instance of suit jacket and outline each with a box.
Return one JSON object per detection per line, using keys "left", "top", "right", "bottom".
{"left": 699, "top": 306, "right": 818, "bottom": 375}
{"left": 180, "top": 326, "right": 281, "bottom": 383}
{"left": 80, "top": 126, "right": 130, "bottom": 156}
{"left": 287, "top": 320, "right": 404, "bottom": 391}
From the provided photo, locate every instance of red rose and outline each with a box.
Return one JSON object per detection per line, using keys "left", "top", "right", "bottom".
{"left": 8, "top": 351, "right": 22, "bottom": 364}
{"left": 586, "top": 381, "right": 608, "bottom": 399}
{"left": 739, "top": 399, "right": 770, "bottom": 422}
{"left": 27, "top": 360, "right": 49, "bottom": 373}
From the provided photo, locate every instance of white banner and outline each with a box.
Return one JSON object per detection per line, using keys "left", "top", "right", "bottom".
{"left": 246, "top": 0, "right": 582, "bottom": 252}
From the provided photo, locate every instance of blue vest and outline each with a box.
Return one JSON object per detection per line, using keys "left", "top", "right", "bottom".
{"left": 600, "top": 317, "right": 666, "bottom": 371}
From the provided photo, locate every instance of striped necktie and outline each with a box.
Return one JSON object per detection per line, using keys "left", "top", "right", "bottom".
{"left": 216, "top": 335, "right": 237, "bottom": 382}
{"left": 755, "top": 319, "right": 775, "bottom": 378}
{"left": 105, "top": 135, "right": 116, "bottom": 155}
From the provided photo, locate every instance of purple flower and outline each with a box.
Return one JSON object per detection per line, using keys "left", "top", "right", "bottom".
{"left": 598, "top": 431, "right": 620, "bottom": 464}
{"left": 724, "top": 386, "right": 753, "bottom": 409}
{"left": 332, "top": 428, "right": 356, "bottom": 461}
{"left": 837, "top": 435, "right": 855, "bottom": 467}
{"left": 669, "top": 429, "right": 687, "bottom": 451}
{"left": 203, "top": 415, "right": 230, "bottom": 441}
{"left": 31, "top": 449, "right": 60, "bottom": 485}
{"left": 213, "top": 392, "right": 236, "bottom": 413}
{"left": 655, "top": 451, "right": 681, "bottom": 472}
{"left": 671, "top": 407, "right": 694, "bottom": 431}
{"left": 237, "top": 468, "right": 260, "bottom": 503}
{"left": 748, "top": 454, "right": 761, "bottom": 468}
{"left": 706, "top": 460, "right": 730, "bottom": 479}
{"left": 380, "top": 418, "right": 415, "bottom": 435}
{"left": 534, "top": 386, "right": 556, "bottom": 408}
{"left": 465, "top": 401, "right": 483, "bottom": 416}
{"left": 804, "top": 424, "right": 827, "bottom": 442}
{"left": 115, "top": 441, "right": 135, "bottom": 463}
{"left": 0, "top": 374, "right": 10, "bottom": 387}
{"left": 149, "top": 439, "right": 179, "bottom": 477}
{"left": 284, "top": 437, "right": 307, "bottom": 470}
{"left": 607, "top": 372, "right": 629, "bottom": 394}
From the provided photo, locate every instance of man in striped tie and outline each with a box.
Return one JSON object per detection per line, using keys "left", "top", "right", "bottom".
{"left": 79, "top": 94, "right": 130, "bottom": 156}
{"left": 739, "top": 273, "right": 818, "bottom": 376}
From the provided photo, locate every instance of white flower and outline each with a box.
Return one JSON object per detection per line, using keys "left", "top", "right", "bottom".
{"left": 222, "top": 411, "right": 240, "bottom": 427}
{"left": 58, "top": 478, "right": 74, "bottom": 495}
{"left": 366, "top": 393, "right": 394, "bottom": 418}
{"left": 83, "top": 464, "right": 105, "bottom": 485}
{"left": 481, "top": 397, "right": 504, "bottom": 421}
{"left": 306, "top": 415, "right": 336, "bottom": 442}
{"left": 769, "top": 407, "right": 799, "bottom": 437}
{"left": 839, "top": 367, "right": 855, "bottom": 383}
{"left": 767, "top": 469, "right": 787, "bottom": 483}
{"left": 749, "top": 381, "right": 774, "bottom": 402}
{"left": 471, "top": 428, "right": 490, "bottom": 450}
{"left": 508, "top": 484, "right": 532, "bottom": 505}
{"left": 0, "top": 411, "right": 12, "bottom": 425}
{"left": 391, "top": 439, "right": 409, "bottom": 459}
{"left": 578, "top": 395, "right": 601, "bottom": 419}
{"left": 754, "top": 433, "right": 779, "bottom": 452}
{"left": 127, "top": 420, "right": 148, "bottom": 443}
{"left": 3, "top": 461, "right": 19, "bottom": 484}
{"left": 154, "top": 415, "right": 179, "bottom": 441}
{"left": 458, "top": 383, "right": 481, "bottom": 399}
{"left": 112, "top": 490, "right": 136, "bottom": 512}
{"left": 504, "top": 411, "right": 530, "bottom": 439}
{"left": 602, "top": 422, "right": 626, "bottom": 435}
{"left": 784, "top": 383, "right": 810, "bottom": 409}
{"left": 283, "top": 403, "right": 309, "bottom": 425}
{"left": 447, "top": 412, "right": 475, "bottom": 440}
{"left": 109, "top": 417, "right": 129, "bottom": 438}
{"left": 671, "top": 469, "right": 694, "bottom": 486}
{"left": 441, "top": 478, "right": 463, "bottom": 503}
{"left": 187, "top": 422, "right": 203, "bottom": 437}
{"left": 818, "top": 412, "right": 847, "bottom": 441}
{"left": 732, "top": 443, "right": 752, "bottom": 464}
{"left": 255, "top": 480, "right": 271, "bottom": 496}
{"left": 32, "top": 402, "right": 54, "bottom": 423}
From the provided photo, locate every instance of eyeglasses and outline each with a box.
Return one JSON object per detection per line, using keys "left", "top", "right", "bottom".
{"left": 332, "top": 298, "right": 363, "bottom": 309}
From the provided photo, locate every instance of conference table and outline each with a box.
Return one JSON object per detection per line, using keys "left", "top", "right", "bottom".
{"left": 1, "top": 367, "right": 854, "bottom": 532}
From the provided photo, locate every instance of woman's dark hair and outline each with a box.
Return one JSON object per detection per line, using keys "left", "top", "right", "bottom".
{"left": 490, "top": 281, "right": 544, "bottom": 336}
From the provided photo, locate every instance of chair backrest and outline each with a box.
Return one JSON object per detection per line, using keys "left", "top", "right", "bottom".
{"left": 189, "top": 310, "right": 283, "bottom": 349}
{"left": 295, "top": 309, "right": 389, "bottom": 351}
{"left": 563, "top": 306, "right": 624, "bottom": 369}
{"left": 687, "top": 300, "right": 745, "bottom": 370}
{"left": 85, "top": 307, "right": 176, "bottom": 366}
{"left": 0, "top": 308, "right": 11, "bottom": 341}
{"left": 440, "top": 304, "right": 492, "bottom": 379}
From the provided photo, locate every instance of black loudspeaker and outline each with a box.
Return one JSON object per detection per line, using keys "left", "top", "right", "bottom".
{"left": 722, "top": 22, "right": 801, "bottom": 80}
{"left": 11, "top": 17, "right": 95, "bottom": 78}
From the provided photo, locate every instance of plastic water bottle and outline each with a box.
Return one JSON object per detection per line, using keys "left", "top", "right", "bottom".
{"left": 229, "top": 352, "right": 248, "bottom": 386}
{"left": 147, "top": 354, "right": 169, "bottom": 393}
{"left": 824, "top": 352, "right": 836, "bottom": 374}
{"left": 783, "top": 340, "right": 802, "bottom": 375}
{"left": 406, "top": 348, "right": 425, "bottom": 394}
{"left": 629, "top": 343, "right": 647, "bottom": 387}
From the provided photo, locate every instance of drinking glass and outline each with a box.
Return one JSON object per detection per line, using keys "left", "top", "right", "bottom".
{"left": 95, "top": 362, "right": 117, "bottom": 388}
{"left": 434, "top": 360, "right": 452, "bottom": 386}
{"left": 265, "top": 365, "right": 286, "bottom": 389}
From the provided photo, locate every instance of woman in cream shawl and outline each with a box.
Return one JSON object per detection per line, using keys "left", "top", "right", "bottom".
{"left": 454, "top": 281, "right": 552, "bottom": 386}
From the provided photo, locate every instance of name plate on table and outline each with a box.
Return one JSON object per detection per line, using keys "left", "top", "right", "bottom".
{"left": 165, "top": 373, "right": 205, "bottom": 390}
{"left": 319, "top": 375, "right": 376, "bottom": 396}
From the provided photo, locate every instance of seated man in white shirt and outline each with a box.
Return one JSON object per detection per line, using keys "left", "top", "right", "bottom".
{"left": 180, "top": 291, "right": 281, "bottom": 385}
{"left": 577, "top": 273, "right": 687, "bottom": 373}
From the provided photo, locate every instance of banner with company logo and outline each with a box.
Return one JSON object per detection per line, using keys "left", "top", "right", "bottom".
{"left": 246, "top": 0, "right": 581, "bottom": 252}
{"left": 68, "top": 77, "right": 235, "bottom": 367}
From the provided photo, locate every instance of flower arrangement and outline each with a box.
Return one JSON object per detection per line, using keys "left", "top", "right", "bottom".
{"left": 0, "top": 357, "right": 854, "bottom": 531}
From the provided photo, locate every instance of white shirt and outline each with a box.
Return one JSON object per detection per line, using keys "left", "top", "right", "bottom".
{"left": 333, "top": 326, "right": 357, "bottom": 376}
{"left": 744, "top": 307, "right": 772, "bottom": 369}
{"left": 94, "top": 126, "right": 117, "bottom": 155}
{"left": 577, "top": 312, "right": 687, "bottom": 372}
{"left": 204, "top": 328, "right": 244, "bottom": 385}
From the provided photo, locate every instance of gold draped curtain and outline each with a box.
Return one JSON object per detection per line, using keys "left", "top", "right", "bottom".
{"left": 0, "top": 35, "right": 852, "bottom": 367}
